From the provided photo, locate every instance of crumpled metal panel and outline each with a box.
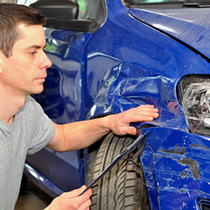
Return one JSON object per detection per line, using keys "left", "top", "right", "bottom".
{"left": 85, "top": 0, "right": 210, "bottom": 133}
{"left": 88, "top": 59, "right": 186, "bottom": 130}
{"left": 84, "top": 3, "right": 210, "bottom": 208}
{"left": 141, "top": 127, "right": 210, "bottom": 210}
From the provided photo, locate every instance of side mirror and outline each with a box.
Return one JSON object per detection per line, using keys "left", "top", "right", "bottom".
{"left": 30, "top": 0, "right": 79, "bottom": 19}
{"left": 30, "top": 0, "right": 97, "bottom": 32}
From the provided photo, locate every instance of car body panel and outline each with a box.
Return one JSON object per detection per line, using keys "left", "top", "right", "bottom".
{"left": 16, "top": 0, "right": 210, "bottom": 209}
{"left": 85, "top": 0, "right": 210, "bottom": 132}
{"left": 140, "top": 127, "right": 210, "bottom": 209}
{"left": 130, "top": 8, "right": 210, "bottom": 59}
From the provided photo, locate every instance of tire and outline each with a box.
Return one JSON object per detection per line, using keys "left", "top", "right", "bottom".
{"left": 90, "top": 132, "right": 150, "bottom": 210}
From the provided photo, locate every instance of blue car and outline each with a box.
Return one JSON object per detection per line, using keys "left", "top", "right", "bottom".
{"left": 17, "top": 0, "right": 210, "bottom": 209}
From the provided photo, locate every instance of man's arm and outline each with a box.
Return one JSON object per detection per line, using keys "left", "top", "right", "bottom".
{"left": 47, "top": 105, "right": 159, "bottom": 152}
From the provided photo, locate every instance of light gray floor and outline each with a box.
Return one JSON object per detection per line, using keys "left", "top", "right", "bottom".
{"left": 15, "top": 181, "right": 52, "bottom": 210}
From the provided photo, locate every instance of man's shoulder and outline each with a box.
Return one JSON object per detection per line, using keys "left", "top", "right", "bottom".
{"left": 21, "top": 96, "right": 42, "bottom": 115}
{"left": 25, "top": 95, "right": 36, "bottom": 103}
{"left": 25, "top": 96, "right": 40, "bottom": 108}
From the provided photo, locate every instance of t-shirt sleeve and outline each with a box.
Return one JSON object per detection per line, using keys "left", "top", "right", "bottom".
{"left": 26, "top": 96, "right": 56, "bottom": 155}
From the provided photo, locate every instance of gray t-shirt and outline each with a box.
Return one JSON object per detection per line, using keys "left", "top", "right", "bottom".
{"left": 0, "top": 96, "right": 55, "bottom": 210}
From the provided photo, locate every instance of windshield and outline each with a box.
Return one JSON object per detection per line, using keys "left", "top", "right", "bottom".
{"left": 124, "top": 0, "right": 210, "bottom": 8}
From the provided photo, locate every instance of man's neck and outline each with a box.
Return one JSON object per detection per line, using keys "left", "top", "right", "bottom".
{"left": 0, "top": 91, "right": 26, "bottom": 125}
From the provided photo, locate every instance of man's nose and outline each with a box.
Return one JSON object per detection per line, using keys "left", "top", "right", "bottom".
{"left": 40, "top": 51, "right": 52, "bottom": 69}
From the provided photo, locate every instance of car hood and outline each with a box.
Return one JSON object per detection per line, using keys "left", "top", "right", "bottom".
{"left": 130, "top": 8, "right": 210, "bottom": 59}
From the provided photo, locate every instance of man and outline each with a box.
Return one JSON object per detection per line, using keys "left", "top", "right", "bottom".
{"left": 0, "top": 3, "right": 159, "bottom": 210}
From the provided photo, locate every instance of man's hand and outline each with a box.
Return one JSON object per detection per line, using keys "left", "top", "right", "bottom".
{"left": 44, "top": 186, "right": 92, "bottom": 210}
{"left": 49, "top": 105, "right": 159, "bottom": 152}
{"left": 107, "top": 105, "right": 159, "bottom": 135}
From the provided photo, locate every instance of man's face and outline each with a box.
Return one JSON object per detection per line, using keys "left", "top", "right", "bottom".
{"left": 0, "top": 23, "right": 52, "bottom": 96}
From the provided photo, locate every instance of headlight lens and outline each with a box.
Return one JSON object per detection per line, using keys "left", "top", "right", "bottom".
{"left": 177, "top": 75, "right": 210, "bottom": 136}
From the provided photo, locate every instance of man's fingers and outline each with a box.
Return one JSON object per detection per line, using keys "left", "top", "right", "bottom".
{"left": 77, "top": 199, "right": 92, "bottom": 210}
{"left": 127, "top": 106, "right": 159, "bottom": 122}
{"left": 76, "top": 188, "right": 92, "bottom": 210}
{"left": 127, "top": 126, "right": 137, "bottom": 135}
{"left": 108, "top": 104, "right": 159, "bottom": 136}
{"left": 63, "top": 186, "right": 92, "bottom": 209}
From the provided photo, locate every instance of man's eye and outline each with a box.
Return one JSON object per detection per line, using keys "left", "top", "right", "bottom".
{"left": 29, "top": 51, "right": 37, "bottom": 56}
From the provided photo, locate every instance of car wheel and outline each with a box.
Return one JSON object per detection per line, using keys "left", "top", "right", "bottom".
{"left": 90, "top": 132, "right": 150, "bottom": 210}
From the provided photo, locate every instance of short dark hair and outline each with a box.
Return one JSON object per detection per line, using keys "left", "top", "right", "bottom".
{"left": 0, "top": 3, "right": 46, "bottom": 57}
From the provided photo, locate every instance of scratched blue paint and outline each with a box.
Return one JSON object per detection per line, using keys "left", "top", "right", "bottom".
{"left": 19, "top": 0, "right": 210, "bottom": 208}
{"left": 141, "top": 127, "right": 210, "bottom": 209}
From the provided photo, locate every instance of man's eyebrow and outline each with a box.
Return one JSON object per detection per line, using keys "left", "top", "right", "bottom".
{"left": 26, "top": 44, "right": 46, "bottom": 50}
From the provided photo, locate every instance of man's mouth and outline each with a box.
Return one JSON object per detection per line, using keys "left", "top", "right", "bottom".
{"left": 36, "top": 75, "right": 47, "bottom": 82}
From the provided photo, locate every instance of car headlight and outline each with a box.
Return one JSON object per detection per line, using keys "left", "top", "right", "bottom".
{"left": 177, "top": 75, "right": 210, "bottom": 136}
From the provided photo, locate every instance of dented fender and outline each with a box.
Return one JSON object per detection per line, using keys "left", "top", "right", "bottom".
{"left": 140, "top": 127, "right": 210, "bottom": 210}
